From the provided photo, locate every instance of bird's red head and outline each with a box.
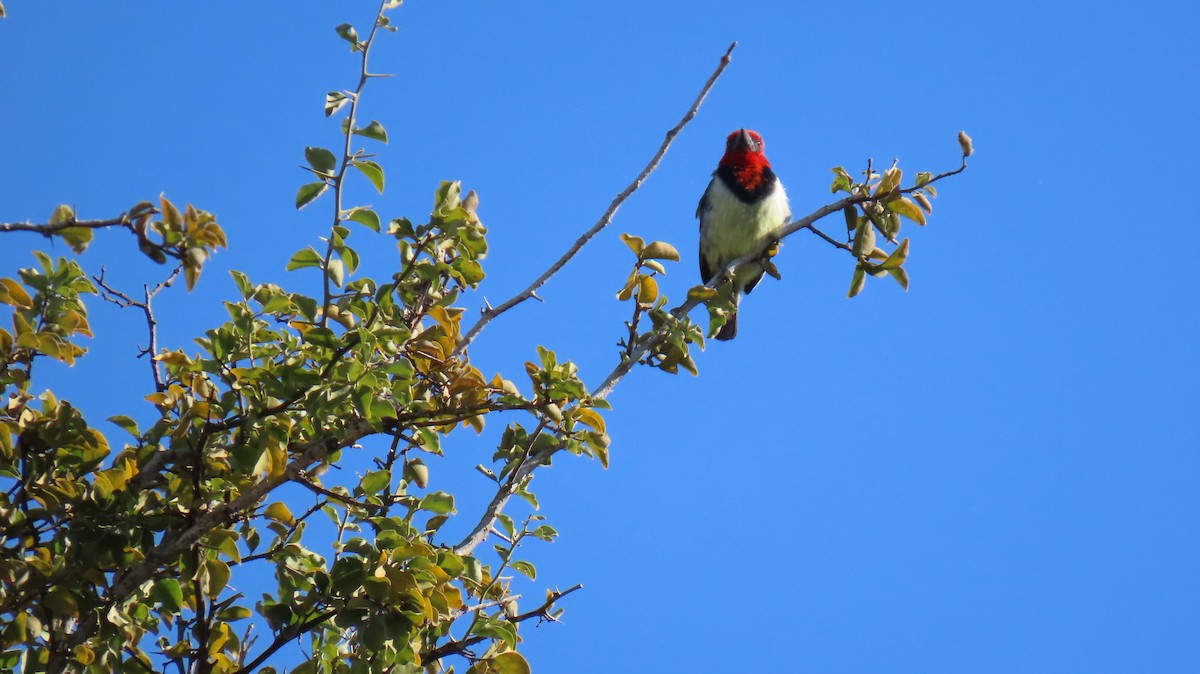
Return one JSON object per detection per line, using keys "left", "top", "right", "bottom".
{"left": 719, "top": 128, "right": 772, "bottom": 191}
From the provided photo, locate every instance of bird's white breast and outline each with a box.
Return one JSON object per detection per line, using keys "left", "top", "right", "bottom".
{"left": 699, "top": 176, "right": 790, "bottom": 282}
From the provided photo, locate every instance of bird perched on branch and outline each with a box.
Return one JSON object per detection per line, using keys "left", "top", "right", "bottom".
{"left": 697, "top": 128, "right": 791, "bottom": 340}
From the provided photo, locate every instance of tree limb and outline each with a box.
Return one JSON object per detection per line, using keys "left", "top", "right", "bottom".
{"left": 453, "top": 41, "right": 739, "bottom": 357}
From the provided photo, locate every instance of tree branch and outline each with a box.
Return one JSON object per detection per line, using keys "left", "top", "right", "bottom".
{"left": 453, "top": 41, "right": 739, "bottom": 357}
{"left": 451, "top": 154, "right": 971, "bottom": 557}
{"left": 0, "top": 215, "right": 131, "bottom": 236}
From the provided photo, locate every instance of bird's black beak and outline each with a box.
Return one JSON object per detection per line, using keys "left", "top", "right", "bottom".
{"left": 730, "top": 128, "right": 758, "bottom": 153}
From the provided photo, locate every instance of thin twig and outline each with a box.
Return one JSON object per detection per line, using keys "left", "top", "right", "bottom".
{"left": 425, "top": 584, "right": 584, "bottom": 664}
{"left": 231, "top": 608, "right": 338, "bottom": 674}
{"left": 93, "top": 265, "right": 182, "bottom": 392}
{"left": 452, "top": 41, "right": 739, "bottom": 357}
{"left": 447, "top": 594, "right": 522, "bottom": 622}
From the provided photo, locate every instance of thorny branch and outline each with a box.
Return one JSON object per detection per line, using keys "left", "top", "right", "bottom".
{"left": 453, "top": 41, "right": 739, "bottom": 357}
{"left": 321, "top": 0, "right": 392, "bottom": 327}
{"left": 0, "top": 215, "right": 131, "bottom": 236}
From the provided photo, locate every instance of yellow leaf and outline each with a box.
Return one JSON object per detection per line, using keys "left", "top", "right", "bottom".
{"left": 641, "top": 241, "right": 680, "bottom": 262}
{"left": 619, "top": 233, "right": 645, "bottom": 255}
{"left": 0, "top": 278, "right": 33, "bottom": 309}
{"left": 886, "top": 198, "right": 926, "bottom": 226}
{"left": 573, "top": 407, "right": 606, "bottom": 433}
{"left": 636, "top": 275, "right": 658, "bottom": 306}
{"left": 879, "top": 238, "right": 910, "bottom": 270}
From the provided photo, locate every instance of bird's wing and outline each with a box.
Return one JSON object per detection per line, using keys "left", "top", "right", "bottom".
{"left": 697, "top": 179, "right": 715, "bottom": 282}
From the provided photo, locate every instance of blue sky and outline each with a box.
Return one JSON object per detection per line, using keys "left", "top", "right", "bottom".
{"left": 3, "top": 1, "right": 1199, "bottom": 672}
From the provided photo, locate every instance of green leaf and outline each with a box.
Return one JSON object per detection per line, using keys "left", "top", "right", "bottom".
{"left": 510, "top": 560, "right": 536, "bottom": 580}
{"left": 153, "top": 579, "right": 184, "bottom": 611}
{"left": 305, "top": 146, "right": 338, "bottom": 175}
{"left": 107, "top": 415, "right": 140, "bottom": 437}
{"left": 830, "top": 166, "right": 853, "bottom": 193}
{"left": 346, "top": 208, "right": 381, "bottom": 232}
{"left": 887, "top": 266, "right": 910, "bottom": 290}
{"left": 296, "top": 181, "right": 328, "bottom": 209}
{"left": 353, "top": 120, "right": 388, "bottom": 143}
{"left": 286, "top": 247, "right": 323, "bottom": 271}
{"left": 206, "top": 559, "right": 231, "bottom": 596}
{"left": 230, "top": 270, "right": 253, "bottom": 298}
{"left": 49, "top": 204, "right": 75, "bottom": 225}
{"left": 360, "top": 470, "right": 391, "bottom": 494}
{"left": 44, "top": 589, "right": 79, "bottom": 618}
{"left": 58, "top": 226, "right": 93, "bottom": 254}
{"left": 473, "top": 618, "right": 518, "bottom": 649}
{"left": 330, "top": 557, "right": 366, "bottom": 594}
{"left": 217, "top": 606, "right": 253, "bottom": 622}
{"left": 327, "top": 257, "right": 345, "bottom": 287}
{"left": 847, "top": 266, "right": 866, "bottom": 298}
{"left": 302, "top": 327, "right": 337, "bottom": 347}
{"left": 335, "top": 23, "right": 359, "bottom": 49}
{"left": 419, "top": 491, "right": 455, "bottom": 515}
{"left": 352, "top": 161, "right": 385, "bottom": 194}
{"left": 851, "top": 221, "right": 876, "bottom": 257}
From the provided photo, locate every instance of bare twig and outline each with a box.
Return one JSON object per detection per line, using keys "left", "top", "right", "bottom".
{"left": 93, "top": 265, "right": 182, "bottom": 392}
{"left": 294, "top": 472, "right": 381, "bottom": 512}
{"left": 452, "top": 42, "right": 739, "bottom": 357}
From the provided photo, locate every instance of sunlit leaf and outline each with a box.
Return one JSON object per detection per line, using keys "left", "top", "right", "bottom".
{"left": 305, "top": 146, "right": 338, "bottom": 175}
{"left": 352, "top": 160, "right": 385, "bottom": 193}
{"left": 353, "top": 120, "right": 388, "bottom": 143}
{"left": 296, "top": 182, "right": 329, "bottom": 209}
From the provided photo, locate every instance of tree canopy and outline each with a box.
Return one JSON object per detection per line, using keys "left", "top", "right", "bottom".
{"left": 0, "top": 3, "right": 969, "bottom": 672}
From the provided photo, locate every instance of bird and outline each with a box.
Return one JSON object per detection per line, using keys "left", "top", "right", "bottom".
{"left": 697, "top": 128, "right": 791, "bottom": 340}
